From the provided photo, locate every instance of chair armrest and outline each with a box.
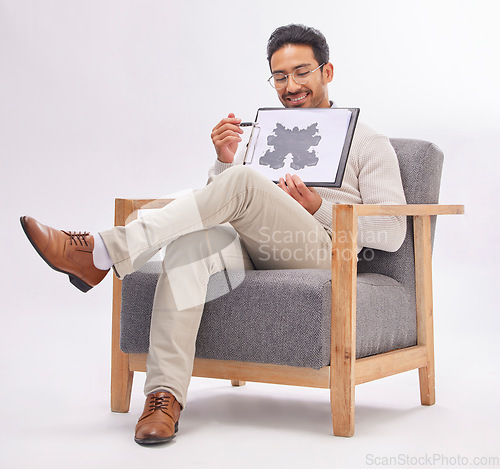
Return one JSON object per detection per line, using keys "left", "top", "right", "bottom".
{"left": 353, "top": 204, "right": 464, "bottom": 216}
{"left": 115, "top": 200, "right": 465, "bottom": 226}
{"left": 114, "top": 199, "right": 465, "bottom": 231}
{"left": 124, "top": 198, "right": 173, "bottom": 210}
{"left": 114, "top": 198, "right": 173, "bottom": 226}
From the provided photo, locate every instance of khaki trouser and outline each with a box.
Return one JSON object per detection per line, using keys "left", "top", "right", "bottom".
{"left": 100, "top": 165, "right": 332, "bottom": 408}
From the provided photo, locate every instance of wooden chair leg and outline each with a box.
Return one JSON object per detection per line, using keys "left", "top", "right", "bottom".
{"left": 111, "top": 275, "right": 133, "bottom": 412}
{"left": 331, "top": 379, "right": 355, "bottom": 437}
{"left": 414, "top": 215, "right": 436, "bottom": 406}
{"left": 111, "top": 351, "right": 134, "bottom": 412}
{"left": 231, "top": 380, "right": 246, "bottom": 387}
{"left": 330, "top": 204, "right": 357, "bottom": 437}
{"left": 419, "top": 365, "right": 435, "bottom": 406}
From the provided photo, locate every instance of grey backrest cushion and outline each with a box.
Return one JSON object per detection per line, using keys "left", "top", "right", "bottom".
{"left": 357, "top": 138, "right": 444, "bottom": 301}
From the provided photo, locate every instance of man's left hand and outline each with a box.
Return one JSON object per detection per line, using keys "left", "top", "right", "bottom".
{"left": 277, "top": 173, "right": 322, "bottom": 215}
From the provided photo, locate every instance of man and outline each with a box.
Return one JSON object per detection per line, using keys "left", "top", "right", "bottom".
{"left": 20, "top": 24, "right": 407, "bottom": 445}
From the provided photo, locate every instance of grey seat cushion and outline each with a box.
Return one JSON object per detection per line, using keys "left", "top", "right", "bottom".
{"left": 120, "top": 263, "right": 416, "bottom": 368}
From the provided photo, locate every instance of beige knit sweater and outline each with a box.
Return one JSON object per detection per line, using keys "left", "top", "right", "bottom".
{"left": 207, "top": 121, "right": 407, "bottom": 253}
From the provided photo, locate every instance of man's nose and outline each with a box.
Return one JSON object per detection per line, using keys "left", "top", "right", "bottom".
{"left": 285, "top": 76, "right": 301, "bottom": 93}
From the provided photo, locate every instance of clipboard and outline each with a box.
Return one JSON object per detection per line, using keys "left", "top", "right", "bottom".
{"left": 243, "top": 107, "right": 359, "bottom": 187}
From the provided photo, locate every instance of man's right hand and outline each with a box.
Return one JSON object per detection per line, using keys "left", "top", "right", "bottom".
{"left": 211, "top": 113, "right": 244, "bottom": 163}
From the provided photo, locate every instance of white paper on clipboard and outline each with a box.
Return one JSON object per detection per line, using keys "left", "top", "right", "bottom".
{"left": 244, "top": 107, "right": 358, "bottom": 187}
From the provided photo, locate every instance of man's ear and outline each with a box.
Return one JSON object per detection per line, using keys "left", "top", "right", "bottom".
{"left": 323, "top": 63, "right": 334, "bottom": 84}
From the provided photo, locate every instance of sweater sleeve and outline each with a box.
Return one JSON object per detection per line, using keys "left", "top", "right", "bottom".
{"left": 206, "top": 159, "right": 236, "bottom": 184}
{"left": 312, "top": 198, "right": 335, "bottom": 230}
{"left": 206, "top": 142, "right": 246, "bottom": 185}
{"left": 356, "top": 133, "right": 407, "bottom": 252}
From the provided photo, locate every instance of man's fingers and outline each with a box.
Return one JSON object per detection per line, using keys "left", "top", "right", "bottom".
{"left": 285, "top": 173, "right": 301, "bottom": 197}
{"left": 215, "top": 135, "right": 242, "bottom": 148}
{"left": 224, "top": 123, "right": 244, "bottom": 134}
{"left": 211, "top": 113, "right": 243, "bottom": 163}
{"left": 278, "top": 177, "right": 291, "bottom": 195}
{"left": 291, "top": 174, "right": 310, "bottom": 197}
{"left": 212, "top": 117, "right": 242, "bottom": 133}
{"left": 280, "top": 174, "right": 322, "bottom": 215}
{"left": 212, "top": 135, "right": 242, "bottom": 151}
{"left": 212, "top": 128, "right": 243, "bottom": 143}
{"left": 211, "top": 123, "right": 244, "bottom": 141}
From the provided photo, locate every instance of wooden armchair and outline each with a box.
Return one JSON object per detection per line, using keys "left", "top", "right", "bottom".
{"left": 110, "top": 139, "right": 464, "bottom": 437}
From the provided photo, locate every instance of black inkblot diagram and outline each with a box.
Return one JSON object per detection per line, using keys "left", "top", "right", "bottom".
{"left": 259, "top": 122, "right": 321, "bottom": 170}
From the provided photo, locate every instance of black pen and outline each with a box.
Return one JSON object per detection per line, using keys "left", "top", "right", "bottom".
{"left": 239, "top": 122, "right": 257, "bottom": 127}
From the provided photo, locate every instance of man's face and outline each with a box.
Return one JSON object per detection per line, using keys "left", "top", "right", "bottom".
{"left": 269, "top": 44, "right": 333, "bottom": 109}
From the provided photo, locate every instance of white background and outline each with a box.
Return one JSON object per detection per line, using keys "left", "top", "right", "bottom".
{"left": 1, "top": 1, "right": 499, "bottom": 468}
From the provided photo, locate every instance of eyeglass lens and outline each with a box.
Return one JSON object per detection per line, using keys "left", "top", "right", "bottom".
{"left": 271, "top": 67, "right": 314, "bottom": 89}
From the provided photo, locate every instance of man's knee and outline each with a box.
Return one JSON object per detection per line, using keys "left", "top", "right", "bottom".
{"left": 163, "top": 226, "right": 241, "bottom": 270}
{"left": 161, "top": 227, "right": 249, "bottom": 305}
{"left": 218, "top": 165, "right": 275, "bottom": 195}
{"left": 223, "top": 165, "right": 265, "bottom": 184}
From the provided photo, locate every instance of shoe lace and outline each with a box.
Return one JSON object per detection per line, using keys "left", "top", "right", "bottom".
{"left": 148, "top": 394, "right": 172, "bottom": 412}
{"left": 62, "top": 230, "right": 90, "bottom": 246}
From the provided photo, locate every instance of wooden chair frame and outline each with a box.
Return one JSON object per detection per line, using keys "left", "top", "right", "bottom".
{"left": 110, "top": 198, "right": 464, "bottom": 436}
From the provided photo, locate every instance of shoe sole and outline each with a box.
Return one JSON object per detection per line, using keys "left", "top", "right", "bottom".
{"left": 20, "top": 216, "right": 93, "bottom": 293}
{"left": 134, "top": 422, "right": 178, "bottom": 446}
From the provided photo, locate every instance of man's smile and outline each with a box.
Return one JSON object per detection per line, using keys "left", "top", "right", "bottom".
{"left": 285, "top": 92, "right": 309, "bottom": 106}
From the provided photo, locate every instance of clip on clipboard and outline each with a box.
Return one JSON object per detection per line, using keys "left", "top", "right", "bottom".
{"left": 243, "top": 107, "right": 359, "bottom": 187}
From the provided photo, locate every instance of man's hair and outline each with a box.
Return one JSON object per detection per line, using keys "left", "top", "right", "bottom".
{"left": 267, "top": 24, "right": 330, "bottom": 68}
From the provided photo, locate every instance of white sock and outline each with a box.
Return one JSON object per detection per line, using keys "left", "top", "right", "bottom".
{"left": 92, "top": 233, "right": 113, "bottom": 270}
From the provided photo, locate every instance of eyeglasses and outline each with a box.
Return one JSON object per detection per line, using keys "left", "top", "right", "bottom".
{"left": 268, "top": 63, "right": 325, "bottom": 90}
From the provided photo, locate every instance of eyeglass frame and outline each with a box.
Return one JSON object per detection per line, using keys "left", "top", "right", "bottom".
{"left": 267, "top": 63, "right": 326, "bottom": 90}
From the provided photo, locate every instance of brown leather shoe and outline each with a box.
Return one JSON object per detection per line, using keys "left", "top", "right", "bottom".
{"left": 20, "top": 216, "right": 109, "bottom": 293}
{"left": 135, "top": 392, "right": 181, "bottom": 445}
